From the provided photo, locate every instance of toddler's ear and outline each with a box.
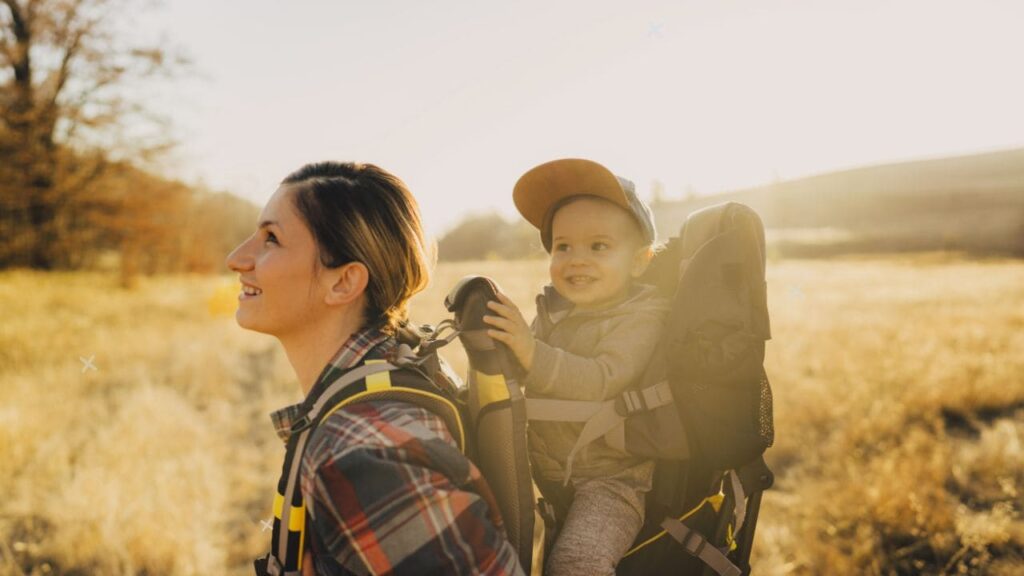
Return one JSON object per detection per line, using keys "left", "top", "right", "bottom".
{"left": 630, "top": 245, "right": 654, "bottom": 278}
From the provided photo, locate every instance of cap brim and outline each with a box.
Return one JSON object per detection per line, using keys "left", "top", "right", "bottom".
{"left": 513, "top": 158, "right": 630, "bottom": 229}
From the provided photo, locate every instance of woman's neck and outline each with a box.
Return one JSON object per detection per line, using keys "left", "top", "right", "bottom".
{"left": 278, "top": 311, "right": 365, "bottom": 396}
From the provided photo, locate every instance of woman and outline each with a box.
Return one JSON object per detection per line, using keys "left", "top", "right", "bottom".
{"left": 227, "top": 161, "right": 523, "bottom": 575}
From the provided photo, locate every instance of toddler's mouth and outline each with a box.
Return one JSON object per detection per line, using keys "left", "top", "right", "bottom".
{"left": 567, "top": 275, "right": 597, "bottom": 286}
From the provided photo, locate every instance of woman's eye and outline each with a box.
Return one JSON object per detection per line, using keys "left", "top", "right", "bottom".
{"left": 265, "top": 232, "right": 278, "bottom": 245}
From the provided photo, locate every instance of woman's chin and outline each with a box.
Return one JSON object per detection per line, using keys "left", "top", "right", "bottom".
{"left": 234, "top": 310, "right": 269, "bottom": 334}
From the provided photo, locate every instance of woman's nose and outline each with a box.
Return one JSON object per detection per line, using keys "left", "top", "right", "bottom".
{"left": 226, "top": 238, "right": 255, "bottom": 272}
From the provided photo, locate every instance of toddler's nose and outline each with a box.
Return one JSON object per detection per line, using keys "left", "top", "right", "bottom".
{"left": 568, "top": 254, "right": 591, "bottom": 267}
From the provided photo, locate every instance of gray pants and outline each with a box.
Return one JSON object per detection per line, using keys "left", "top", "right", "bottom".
{"left": 546, "top": 461, "right": 655, "bottom": 576}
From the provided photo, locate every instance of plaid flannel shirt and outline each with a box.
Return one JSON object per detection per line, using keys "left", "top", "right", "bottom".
{"left": 269, "top": 326, "right": 524, "bottom": 575}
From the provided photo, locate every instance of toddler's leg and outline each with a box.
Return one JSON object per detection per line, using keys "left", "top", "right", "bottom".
{"left": 545, "top": 462, "right": 653, "bottom": 576}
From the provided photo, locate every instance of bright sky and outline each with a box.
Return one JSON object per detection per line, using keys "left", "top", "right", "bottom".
{"left": 147, "top": 0, "right": 1024, "bottom": 238}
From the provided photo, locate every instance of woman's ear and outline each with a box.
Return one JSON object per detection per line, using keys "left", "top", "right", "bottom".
{"left": 325, "top": 261, "right": 370, "bottom": 306}
{"left": 631, "top": 245, "right": 654, "bottom": 278}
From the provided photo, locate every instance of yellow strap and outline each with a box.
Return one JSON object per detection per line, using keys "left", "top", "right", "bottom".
{"left": 320, "top": 387, "right": 467, "bottom": 454}
{"left": 473, "top": 370, "right": 510, "bottom": 407}
{"left": 272, "top": 492, "right": 306, "bottom": 532}
{"left": 297, "top": 509, "right": 307, "bottom": 569}
{"left": 273, "top": 492, "right": 283, "bottom": 518}
{"left": 364, "top": 359, "right": 392, "bottom": 392}
{"left": 288, "top": 503, "right": 305, "bottom": 532}
{"left": 709, "top": 490, "right": 725, "bottom": 513}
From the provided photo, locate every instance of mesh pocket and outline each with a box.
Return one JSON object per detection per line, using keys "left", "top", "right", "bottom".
{"left": 758, "top": 372, "right": 775, "bottom": 448}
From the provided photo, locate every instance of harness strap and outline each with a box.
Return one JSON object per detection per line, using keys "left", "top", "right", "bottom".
{"left": 523, "top": 397, "right": 602, "bottom": 422}
{"left": 523, "top": 381, "right": 674, "bottom": 484}
{"left": 524, "top": 381, "right": 674, "bottom": 422}
{"left": 557, "top": 400, "right": 618, "bottom": 484}
{"left": 306, "top": 362, "right": 398, "bottom": 421}
{"left": 622, "top": 381, "right": 674, "bottom": 414}
{"left": 277, "top": 426, "right": 310, "bottom": 566}
{"left": 660, "top": 517, "right": 742, "bottom": 576}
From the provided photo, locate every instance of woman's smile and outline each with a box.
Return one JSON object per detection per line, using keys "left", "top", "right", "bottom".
{"left": 240, "top": 282, "right": 263, "bottom": 300}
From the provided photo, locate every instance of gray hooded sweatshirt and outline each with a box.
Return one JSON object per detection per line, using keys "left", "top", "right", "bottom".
{"left": 524, "top": 284, "right": 670, "bottom": 482}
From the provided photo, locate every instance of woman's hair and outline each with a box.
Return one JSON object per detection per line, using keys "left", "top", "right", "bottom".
{"left": 282, "top": 161, "right": 433, "bottom": 333}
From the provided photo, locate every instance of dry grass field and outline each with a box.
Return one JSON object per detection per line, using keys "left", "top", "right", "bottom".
{"left": 1, "top": 255, "right": 1022, "bottom": 575}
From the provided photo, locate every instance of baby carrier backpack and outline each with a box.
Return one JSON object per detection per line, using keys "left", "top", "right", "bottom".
{"left": 255, "top": 201, "right": 773, "bottom": 576}
{"left": 444, "top": 201, "right": 775, "bottom": 576}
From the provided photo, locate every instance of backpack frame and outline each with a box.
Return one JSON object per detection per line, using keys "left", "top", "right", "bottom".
{"left": 445, "top": 201, "right": 775, "bottom": 576}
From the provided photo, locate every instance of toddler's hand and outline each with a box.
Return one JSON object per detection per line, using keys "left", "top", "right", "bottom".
{"left": 483, "top": 293, "right": 536, "bottom": 372}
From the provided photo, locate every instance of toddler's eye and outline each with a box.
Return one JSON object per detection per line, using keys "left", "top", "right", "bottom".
{"left": 554, "top": 243, "right": 570, "bottom": 252}
{"left": 591, "top": 242, "right": 609, "bottom": 251}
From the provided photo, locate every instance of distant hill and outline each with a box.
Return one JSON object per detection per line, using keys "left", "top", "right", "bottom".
{"left": 653, "top": 148, "right": 1024, "bottom": 257}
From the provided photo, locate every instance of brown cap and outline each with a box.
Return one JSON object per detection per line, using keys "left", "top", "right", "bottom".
{"left": 513, "top": 158, "right": 656, "bottom": 252}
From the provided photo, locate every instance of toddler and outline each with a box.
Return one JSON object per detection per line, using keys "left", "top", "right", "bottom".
{"left": 484, "top": 158, "right": 669, "bottom": 576}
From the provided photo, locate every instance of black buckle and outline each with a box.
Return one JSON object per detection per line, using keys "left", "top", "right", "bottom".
{"left": 253, "top": 554, "right": 272, "bottom": 576}
{"left": 537, "top": 498, "right": 558, "bottom": 527}
{"left": 289, "top": 415, "right": 312, "bottom": 435}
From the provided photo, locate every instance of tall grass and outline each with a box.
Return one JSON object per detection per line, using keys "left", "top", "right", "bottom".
{"left": 1, "top": 255, "right": 1021, "bottom": 574}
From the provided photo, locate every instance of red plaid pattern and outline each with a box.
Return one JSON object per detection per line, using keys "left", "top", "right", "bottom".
{"left": 269, "top": 326, "right": 523, "bottom": 575}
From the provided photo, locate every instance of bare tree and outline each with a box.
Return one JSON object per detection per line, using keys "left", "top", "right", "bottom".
{"left": 0, "top": 0, "right": 184, "bottom": 269}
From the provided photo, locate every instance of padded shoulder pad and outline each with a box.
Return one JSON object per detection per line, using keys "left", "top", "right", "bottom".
{"left": 445, "top": 275, "right": 542, "bottom": 573}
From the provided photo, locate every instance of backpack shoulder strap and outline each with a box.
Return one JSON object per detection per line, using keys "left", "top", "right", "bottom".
{"left": 258, "top": 362, "right": 395, "bottom": 576}
{"left": 319, "top": 362, "right": 466, "bottom": 453}
{"left": 257, "top": 358, "right": 466, "bottom": 576}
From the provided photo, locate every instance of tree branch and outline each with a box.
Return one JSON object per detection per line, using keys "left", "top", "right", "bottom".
{"left": 45, "top": 7, "right": 93, "bottom": 113}
{"left": 2, "top": 0, "right": 31, "bottom": 86}
{"left": 0, "top": 3, "right": 15, "bottom": 66}
{"left": 2, "top": 0, "right": 29, "bottom": 44}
